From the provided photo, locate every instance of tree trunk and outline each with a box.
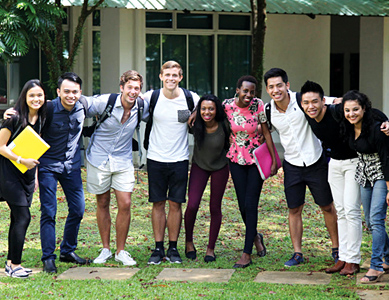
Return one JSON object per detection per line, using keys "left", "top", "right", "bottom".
{"left": 251, "top": 0, "right": 267, "bottom": 97}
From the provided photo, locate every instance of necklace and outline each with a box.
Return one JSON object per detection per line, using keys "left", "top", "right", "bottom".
{"left": 274, "top": 102, "right": 287, "bottom": 112}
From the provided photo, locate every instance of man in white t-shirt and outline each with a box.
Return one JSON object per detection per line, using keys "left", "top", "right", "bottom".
{"left": 143, "top": 61, "right": 199, "bottom": 265}
{"left": 264, "top": 68, "right": 339, "bottom": 267}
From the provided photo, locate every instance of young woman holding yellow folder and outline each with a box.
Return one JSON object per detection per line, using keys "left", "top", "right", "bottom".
{"left": 0, "top": 79, "right": 47, "bottom": 278}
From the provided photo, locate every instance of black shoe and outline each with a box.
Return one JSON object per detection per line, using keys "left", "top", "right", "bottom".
{"left": 43, "top": 259, "right": 57, "bottom": 273}
{"left": 204, "top": 255, "right": 216, "bottom": 263}
{"left": 256, "top": 233, "right": 267, "bottom": 257}
{"left": 59, "top": 252, "right": 88, "bottom": 265}
{"left": 185, "top": 246, "right": 197, "bottom": 260}
{"left": 233, "top": 260, "right": 252, "bottom": 268}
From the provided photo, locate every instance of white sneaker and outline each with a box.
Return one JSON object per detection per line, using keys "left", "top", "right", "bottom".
{"left": 93, "top": 248, "right": 112, "bottom": 264}
{"left": 115, "top": 250, "right": 137, "bottom": 266}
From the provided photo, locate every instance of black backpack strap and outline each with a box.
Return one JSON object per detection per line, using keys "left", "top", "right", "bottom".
{"left": 136, "top": 97, "right": 144, "bottom": 128}
{"left": 295, "top": 92, "right": 303, "bottom": 110}
{"left": 95, "top": 93, "right": 117, "bottom": 129}
{"left": 182, "top": 88, "right": 195, "bottom": 112}
{"left": 265, "top": 102, "right": 272, "bottom": 131}
{"left": 42, "top": 101, "right": 54, "bottom": 133}
{"left": 144, "top": 89, "right": 160, "bottom": 150}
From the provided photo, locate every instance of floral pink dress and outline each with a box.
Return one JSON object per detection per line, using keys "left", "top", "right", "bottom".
{"left": 223, "top": 97, "right": 267, "bottom": 165}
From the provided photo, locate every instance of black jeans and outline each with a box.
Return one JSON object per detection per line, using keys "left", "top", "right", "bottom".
{"left": 229, "top": 162, "right": 264, "bottom": 254}
{"left": 7, "top": 204, "right": 31, "bottom": 265}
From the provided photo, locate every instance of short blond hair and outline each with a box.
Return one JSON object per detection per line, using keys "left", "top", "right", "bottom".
{"left": 160, "top": 61, "right": 183, "bottom": 76}
{"left": 119, "top": 70, "right": 143, "bottom": 88}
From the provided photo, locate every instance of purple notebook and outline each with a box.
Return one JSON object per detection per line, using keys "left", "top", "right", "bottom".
{"left": 253, "top": 142, "right": 282, "bottom": 180}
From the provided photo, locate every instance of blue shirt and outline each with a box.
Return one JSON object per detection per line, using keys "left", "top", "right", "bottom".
{"left": 85, "top": 94, "right": 149, "bottom": 172}
{"left": 40, "top": 97, "right": 85, "bottom": 174}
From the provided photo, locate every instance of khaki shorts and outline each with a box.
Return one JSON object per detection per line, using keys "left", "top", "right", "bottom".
{"left": 86, "top": 161, "right": 135, "bottom": 194}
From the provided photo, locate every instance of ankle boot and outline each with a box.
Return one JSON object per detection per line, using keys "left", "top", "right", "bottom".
{"left": 340, "top": 263, "right": 360, "bottom": 276}
{"left": 325, "top": 260, "right": 345, "bottom": 273}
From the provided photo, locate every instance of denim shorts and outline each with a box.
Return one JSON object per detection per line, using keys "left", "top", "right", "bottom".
{"left": 283, "top": 154, "right": 333, "bottom": 209}
{"left": 147, "top": 159, "right": 189, "bottom": 203}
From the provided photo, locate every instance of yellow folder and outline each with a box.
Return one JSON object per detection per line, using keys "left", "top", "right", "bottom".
{"left": 7, "top": 125, "right": 50, "bottom": 173}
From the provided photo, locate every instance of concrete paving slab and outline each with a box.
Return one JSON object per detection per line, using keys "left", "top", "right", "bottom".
{"left": 356, "top": 272, "right": 389, "bottom": 286}
{"left": 361, "top": 259, "right": 371, "bottom": 270}
{"left": 0, "top": 268, "right": 41, "bottom": 277}
{"left": 357, "top": 289, "right": 389, "bottom": 299}
{"left": 156, "top": 268, "right": 235, "bottom": 283}
{"left": 254, "top": 271, "right": 331, "bottom": 285}
{"left": 57, "top": 267, "right": 140, "bottom": 280}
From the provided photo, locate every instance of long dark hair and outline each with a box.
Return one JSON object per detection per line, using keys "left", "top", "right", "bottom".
{"left": 193, "top": 94, "right": 230, "bottom": 150}
{"left": 5, "top": 79, "right": 47, "bottom": 130}
{"left": 340, "top": 90, "right": 384, "bottom": 140}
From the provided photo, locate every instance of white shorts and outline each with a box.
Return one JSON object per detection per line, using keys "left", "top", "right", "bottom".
{"left": 86, "top": 161, "right": 135, "bottom": 194}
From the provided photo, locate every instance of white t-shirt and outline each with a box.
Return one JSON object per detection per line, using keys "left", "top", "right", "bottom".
{"left": 144, "top": 88, "right": 199, "bottom": 162}
{"left": 270, "top": 91, "right": 322, "bottom": 167}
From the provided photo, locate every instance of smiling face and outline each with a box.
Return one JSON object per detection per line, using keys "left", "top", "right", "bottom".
{"left": 301, "top": 92, "right": 325, "bottom": 120}
{"left": 57, "top": 79, "right": 82, "bottom": 111}
{"left": 265, "top": 76, "right": 290, "bottom": 103}
{"left": 200, "top": 100, "right": 217, "bottom": 123}
{"left": 26, "top": 85, "right": 45, "bottom": 112}
{"left": 236, "top": 81, "right": 256, "bottom": 108}
{"left": 344, "top": 100, "right": 365, "bottom": 126}
{"left": 159, "top": 67, "right": 183, "bottom": 91}
{"left": 120, "top": 80, "right": 141, "bottom": 107}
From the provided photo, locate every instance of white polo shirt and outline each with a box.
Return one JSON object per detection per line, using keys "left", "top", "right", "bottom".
{"left": 270, "top": 91, "right": 322, "bottom": 167}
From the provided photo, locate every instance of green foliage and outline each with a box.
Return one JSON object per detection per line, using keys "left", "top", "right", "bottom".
{"left": 0, "top": 168, "right": 385, "bottom": 298}
{"left": 0, "top": 0, "right": 64, "bottom": 62}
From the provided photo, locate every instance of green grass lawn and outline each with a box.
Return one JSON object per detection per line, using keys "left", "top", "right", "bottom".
{"left": 0, "top": 168, "right": 386, "bottom": 299}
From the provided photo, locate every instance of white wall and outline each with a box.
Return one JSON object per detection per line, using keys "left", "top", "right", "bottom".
{"left": 262, "top": 14, "right": 331, "bottom": 101}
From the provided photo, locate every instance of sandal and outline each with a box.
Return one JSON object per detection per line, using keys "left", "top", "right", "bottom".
{"left": 256, "top": 233, "right": 267, "bottom": 257}
{"left": 360, "top": 272, "right": 384, "bottom": 284}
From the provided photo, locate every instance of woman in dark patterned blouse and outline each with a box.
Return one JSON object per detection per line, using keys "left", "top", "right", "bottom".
{"left": 341, "top": 90, "right": 389, "bottom": 284}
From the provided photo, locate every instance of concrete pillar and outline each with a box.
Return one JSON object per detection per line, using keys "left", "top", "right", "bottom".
{"left": 100, "top": 8, "right": 146, "bottom": 94}
{"left": 383, "top": 18, "right": 389, "bottom": 115}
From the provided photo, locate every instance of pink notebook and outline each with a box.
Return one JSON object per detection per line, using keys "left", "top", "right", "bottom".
{"left": 253, "top": 142, "right": 282, "bottom": 180}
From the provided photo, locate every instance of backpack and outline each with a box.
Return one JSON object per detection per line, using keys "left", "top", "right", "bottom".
{"left": 44, "top": 94, "right": 144, "bottom": 151}
{"left": 143, "top": 88, "right": 194, "bottom": 150}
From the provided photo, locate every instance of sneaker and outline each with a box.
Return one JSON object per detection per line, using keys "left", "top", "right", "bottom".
{"left": 115, "top": 250, "right": 137, "bottom": 266}
{"left": 6, "top": 265, "right": 29, "bottom": 279}
{"left": 93, "top": 248, "right": 113, "bottom": 264}
{"left": 284, "top": 252, "right": 304, "bottom": 267}
{"left": 5, "top": 262, "right": 32, "bottom": 274}
{"left": 166, "top": 248, "right": 182, "bottom": 264}
{"left": 147, "top": 248, "right": 165, "bottom": 265}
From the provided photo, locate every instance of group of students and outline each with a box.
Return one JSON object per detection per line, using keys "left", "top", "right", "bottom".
{"left": 0, "top": 62, "right": 388, "bottom": 284}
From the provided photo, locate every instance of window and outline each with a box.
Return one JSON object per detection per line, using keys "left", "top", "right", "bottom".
{"left": 177, "top": 13, "right": 213, "bottom": 29}
{"left": 146, "top": 12, "right": 173, "bottom": 28}
{"left": 146, "top": 12, "right": 251, "bottom": 99}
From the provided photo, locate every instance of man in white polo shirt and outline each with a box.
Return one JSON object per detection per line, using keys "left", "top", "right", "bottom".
{"left": 264, "top": 68, "right": 338, "bottom": 267}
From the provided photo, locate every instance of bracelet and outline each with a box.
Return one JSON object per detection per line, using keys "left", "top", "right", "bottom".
{"left": 16, "top": 156, "right": 22, "bottom": 164}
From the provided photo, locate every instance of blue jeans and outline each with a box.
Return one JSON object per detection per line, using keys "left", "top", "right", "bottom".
{"left": 360, "top": 179, "right": 389, "bottom": 271}
{"left": 38, "top": 167, "right": 85, "bottom": 261}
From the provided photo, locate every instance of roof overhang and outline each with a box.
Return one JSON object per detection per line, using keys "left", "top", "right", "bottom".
{"left": 61, "top": 0, "right": 389, "bottom": 17}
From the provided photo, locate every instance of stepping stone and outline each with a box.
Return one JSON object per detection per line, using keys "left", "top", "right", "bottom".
{"left": 156, "top": 268, "right": 235, "bottom": 283}
{"left": 0, "top": 268, "right": 41, "bottom": 277}
{"left": 356, "top": 272, "right": 389, "bottom": 285}
{"left": 361, "top": 259, "right": 370, "bottom": 270}
{"left": 57, "top": 267, "right": 140, "bottom": 280}
{"left": 254, "top": 271, "right": 331, "bottom": 285}
{"left": 357, "top": 289, "right": 389, "bottom": 299}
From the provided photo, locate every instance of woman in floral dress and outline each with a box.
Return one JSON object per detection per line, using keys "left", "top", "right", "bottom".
{"left": 223, "top": 75, "right": 278, "bottom": 268}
